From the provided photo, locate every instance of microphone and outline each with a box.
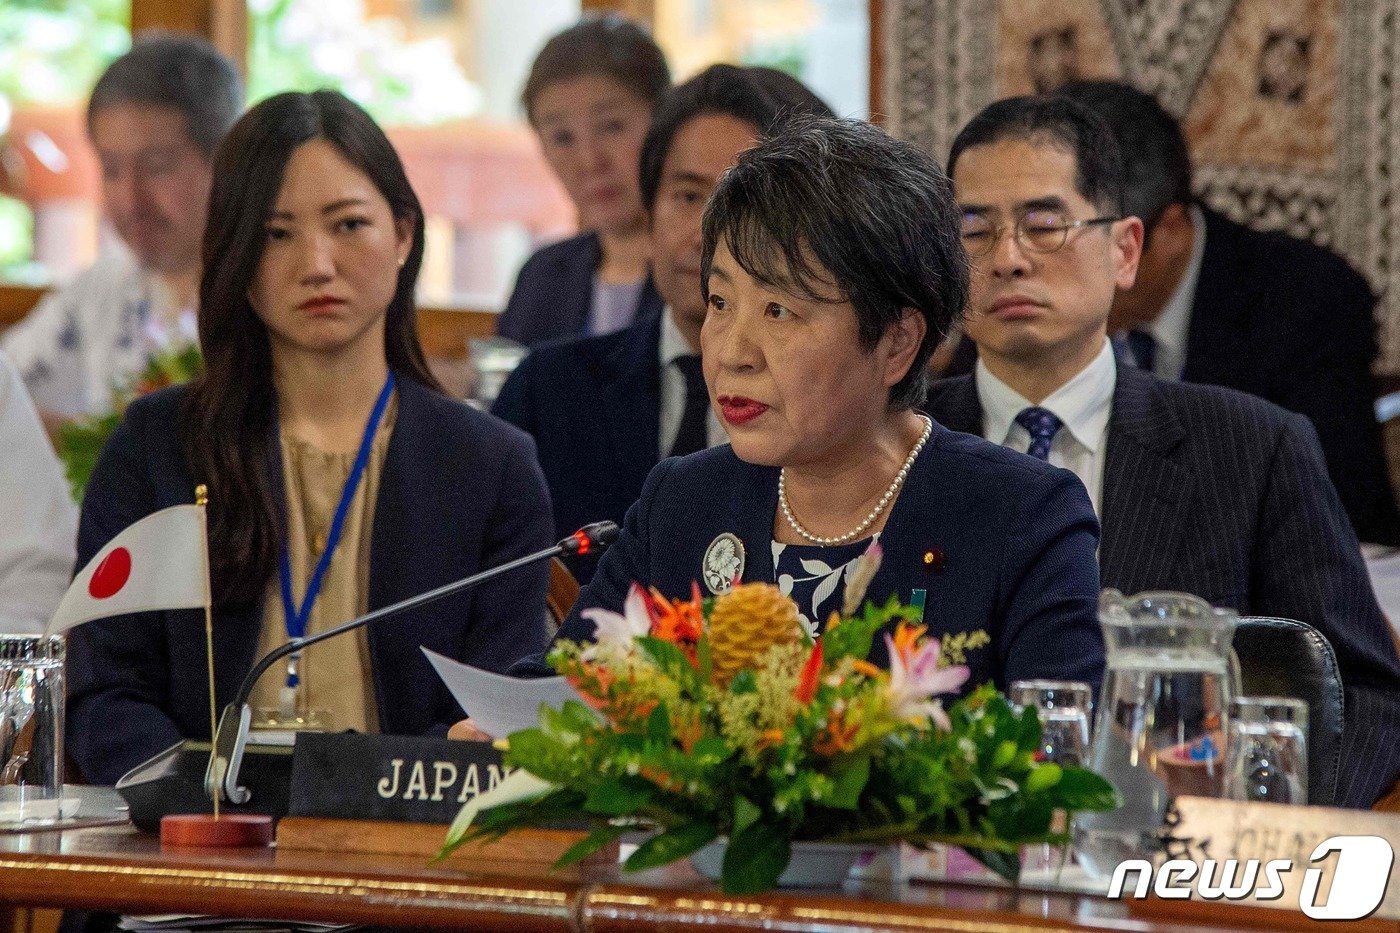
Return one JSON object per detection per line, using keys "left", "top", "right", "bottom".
{"left": 204, "top": 521, "right": 619, "bottom": 805}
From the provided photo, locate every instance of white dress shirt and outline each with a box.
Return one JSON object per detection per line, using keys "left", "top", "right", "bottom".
{"left": 0, "top": 354, "right": 78, "bottom": 631}
{"left": 0, "top": 243, "right": 197, "bottom": 417}
{"left": 658, "top": 307, "right": 725, "bottom": 457}
{"left": 976, "top": 339, "right": 1116, "bottom": 515}
{"left": 1134, "top": 202, "right": 1207, "bottom": 380}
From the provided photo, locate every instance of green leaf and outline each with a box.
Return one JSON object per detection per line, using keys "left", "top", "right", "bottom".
{"left": 553, "top": 822, "right": 630, "bottom": 869}
{"left": 624, "top": 821, "right": 720, "bottom": 871}
{"left": 732, "top": 796, "right": 761, "bottom": 838}
{"left": 1053, "top": 767, "right": 1120, "bottom": 811}
{"left": 729, "top": 670, "right": 758, "bottom": 694}
{"left": 721, "top": 821, "right": 792, "bottom": 895}
{"left": 963, "top": 846, "right": 1021, "bottom": 884}
{"left": 691, "top": 736, "right": 732, "bottom": 764}
{"left": 826, "top": 755, "right": 871, "bottom": 810}
{"left": 585, "top": 776, "right": 655, "bottom": 816}
{"left": 647, "top": 703, "right": 672, "bottom": 743}
{"left": 638, "top": 636, "right": 699, "bottom": 685}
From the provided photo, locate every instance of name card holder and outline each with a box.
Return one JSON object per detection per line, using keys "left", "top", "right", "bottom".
{"left": 1125, "top": 796, "right": 1400, "bottom": 928}
{"left": 279, "top": 732, "right": 607, "bottom": 866}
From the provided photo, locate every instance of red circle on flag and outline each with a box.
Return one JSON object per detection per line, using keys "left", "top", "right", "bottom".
{"left": 89, "top": 547, "right": 132, "bottom": 600}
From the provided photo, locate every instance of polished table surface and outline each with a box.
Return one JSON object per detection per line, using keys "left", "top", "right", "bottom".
{"left": 3, "top": 821, "right": 1382, "bottom": 933}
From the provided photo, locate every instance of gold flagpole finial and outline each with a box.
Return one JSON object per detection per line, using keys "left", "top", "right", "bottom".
{"left": 195, "top": 484, "right": 208, "bottom": 507}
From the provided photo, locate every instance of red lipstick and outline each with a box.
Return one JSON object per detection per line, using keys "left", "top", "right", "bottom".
{"left": 717, "top": 395, "right": 769, "bottom": 426}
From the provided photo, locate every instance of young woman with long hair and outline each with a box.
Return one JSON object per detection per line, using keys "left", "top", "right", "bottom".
{"left": 67, "top": 90, "right": 554, "bottom": 785}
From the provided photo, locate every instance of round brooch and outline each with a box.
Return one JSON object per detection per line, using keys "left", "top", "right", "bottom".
{"left": 702, "top": 533, "right": 746, "bottom": 595}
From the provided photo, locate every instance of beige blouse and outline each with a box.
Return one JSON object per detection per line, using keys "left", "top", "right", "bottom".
{"left": 248, "top": 396, "right": 398, "bottom": 734}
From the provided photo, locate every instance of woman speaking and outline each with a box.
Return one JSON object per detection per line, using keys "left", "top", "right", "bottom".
{"left": 68, "top": 91, "right": 554, "bottom": 785}
{"left": 547, "top": 117, "right": 1104, "bottom": 689}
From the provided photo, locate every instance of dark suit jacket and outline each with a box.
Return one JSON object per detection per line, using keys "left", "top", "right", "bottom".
{"left": 926, "top": 366, "right": 1400, "bottom": 808}
{"left": 941, "top": 206, "right": 1400, "bottom": 544}
{"left": 524, "top": 435, "right": 1106, "bottom": 694}
{"left": 67, "top": 376, "right": 554, "bottom": 785}
{"left": 495, "top": 232, "right": 665, "bottom": 347}
{"left": 491, "top": 311, "right": 664, "bottom": 582}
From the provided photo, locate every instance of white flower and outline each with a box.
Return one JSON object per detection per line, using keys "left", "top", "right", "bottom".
{"left": 885, "top": 630, "right": 970, "bottom": 729}
{"left": 581, "top": 583, "right": 651, "bottom": 653}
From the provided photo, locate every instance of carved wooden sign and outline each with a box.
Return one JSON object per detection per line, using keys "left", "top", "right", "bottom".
{"left": 1116, "top": 795, "right": 1400, "bottom": 921}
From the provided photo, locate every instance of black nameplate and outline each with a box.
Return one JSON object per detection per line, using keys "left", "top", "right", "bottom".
{"left": 288, "top": 732, "right": 511, "bottom": 825}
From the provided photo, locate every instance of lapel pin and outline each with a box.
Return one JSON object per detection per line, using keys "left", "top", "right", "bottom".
{"left": 922, "top": 548, "right": 945, "bottom": 571}
{"left": 702, "top": 533, "right": 745, "bottom": 595}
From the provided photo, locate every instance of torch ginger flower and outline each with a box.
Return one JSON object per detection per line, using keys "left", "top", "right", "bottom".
{"left": 884, "top": 622, "right": 969, "bottom": 729}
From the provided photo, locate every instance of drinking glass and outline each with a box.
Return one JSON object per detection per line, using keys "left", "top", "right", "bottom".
{"left": 1010, "top": 679, "right": 1093, "bottom": 766}
{"left": 0, "top": 633, "right": 66, "bottom": 826}
{"left": 1224, "top": 696, "right": 1308, "bottom": 805}
{"left": 1011, "top": 679, "right": 1093, "bottom": 878}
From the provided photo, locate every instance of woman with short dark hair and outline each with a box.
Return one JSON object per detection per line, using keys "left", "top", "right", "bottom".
{"left": 497, "top": 15, "right": 671, "bottom": 346}
{"left": 544, "top": 117, "right": 1104, "bottom": 690}
{"left": 68, "top": 90, "right": 554, "bottom": 785}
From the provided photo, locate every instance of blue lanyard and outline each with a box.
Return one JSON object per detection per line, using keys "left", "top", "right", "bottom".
{"left": 278, "top": 372, "right": 396, "bottom": 686}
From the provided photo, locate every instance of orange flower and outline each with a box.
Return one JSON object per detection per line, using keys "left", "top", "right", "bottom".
{"left": 757, "top": 728, "right": 786, "bottom": 750}
{"left": 813, "top": 712, "right": 861, "bottom": 756}
{"left": 794, "top": 640, "right": 824, "bottom": 704}
{"left": 851, "top": 660, "right": 884, "bottom": 679}
{"left": 890, "top": 622, "right": 928, "bottom": 665}
{"left": 675, "top": 709, "right": 704, "bottom": 753}
{"left": 648, "top": 583, "right": 705, "bottom": 654}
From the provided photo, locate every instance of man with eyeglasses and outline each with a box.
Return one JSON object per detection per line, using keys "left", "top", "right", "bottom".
{"left": 926, "top": 94, "right": 1400, "bottom": 809}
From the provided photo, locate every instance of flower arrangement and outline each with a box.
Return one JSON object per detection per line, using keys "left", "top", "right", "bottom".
{"left": 59, "top": 343, "right": 202, "bottom": 499}
{"left": 440, "top": 545, "right": 1118, "bottom": 894}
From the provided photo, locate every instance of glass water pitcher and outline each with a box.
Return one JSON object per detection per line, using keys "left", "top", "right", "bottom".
{"left": 1075, "top": 590, "right": 1239, "bottom": 878}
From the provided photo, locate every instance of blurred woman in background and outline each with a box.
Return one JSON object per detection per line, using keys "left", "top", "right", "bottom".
{"left": 496, "top": 14, "right": 671, "bottom": 346}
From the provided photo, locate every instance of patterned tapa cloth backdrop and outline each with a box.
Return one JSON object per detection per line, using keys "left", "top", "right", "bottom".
{"left": 882, "top": 0, "right": 1400, "bottom": 371}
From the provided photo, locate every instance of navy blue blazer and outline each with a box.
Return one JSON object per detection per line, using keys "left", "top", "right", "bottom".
{"left": 926, "top": 365, "right": 1400, "bottom": 808}
{"left": 496, "top": 232, "right": 665, "bottom": 347}
{"left": 492, "top": 310, "right": 664, "bottom": 582}
{"left": 524, "top": 430, "right": 1106, "bottom": 694}
{"left": 67, "top": 376, "right": 554, "bottom": 785}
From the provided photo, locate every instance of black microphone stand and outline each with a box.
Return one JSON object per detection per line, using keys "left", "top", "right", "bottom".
{"left": 204, "top": 521, "right": 618, "bottom": 805}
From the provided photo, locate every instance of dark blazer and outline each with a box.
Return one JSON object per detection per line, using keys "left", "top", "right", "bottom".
{"left": 495, "top": 232, "right": 665, "bottom": 347}
{"left": 524, "top": 433, "right": 1106, "bottom": 694}
{"left": 926, "top": 365, "right": 1400, "bottom": 808}
{"left": 1185, "top": 206, "right": 1400, "bottom": 545}
{"left": 67, "top": 376, "right": 554, "bottom": 785}
{"left": 940, "top": 206, "right": 1400, "bottom": 545}
{"left": 492, "top": 310, "right": 664, "bottom": 582}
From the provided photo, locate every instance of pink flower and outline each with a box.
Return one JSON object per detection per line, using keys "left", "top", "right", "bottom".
{"left": 885, "top": 628, "right": 969, "bottom": 729}
{"left": 582, "top": 584, "right": 651, "bottom": 653}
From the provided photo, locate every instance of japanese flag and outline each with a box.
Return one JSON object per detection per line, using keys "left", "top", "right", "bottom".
{"left": 47, "top": 504, "right": 210, "bottom": 636}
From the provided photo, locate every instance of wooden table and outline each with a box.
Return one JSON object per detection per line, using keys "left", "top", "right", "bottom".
{"left": 0, "top": 822, "right": 1375, "bottom": 933}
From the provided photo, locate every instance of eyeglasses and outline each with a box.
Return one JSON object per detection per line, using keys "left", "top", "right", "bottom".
{"left": 960, "top": 209, "right": 1121, "bottom": 258}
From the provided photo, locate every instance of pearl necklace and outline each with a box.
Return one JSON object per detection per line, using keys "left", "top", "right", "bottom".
{"left": 778, "top": 414, "right": 933, "bottom": 546}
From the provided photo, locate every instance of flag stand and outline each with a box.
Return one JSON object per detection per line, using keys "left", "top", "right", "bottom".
{"left": 158, "top": 485, "right": 272, "bottom": 849}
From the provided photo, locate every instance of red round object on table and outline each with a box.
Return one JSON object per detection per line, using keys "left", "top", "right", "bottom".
{"left": 160, "top": 814, "right": 274, "bottom": 848}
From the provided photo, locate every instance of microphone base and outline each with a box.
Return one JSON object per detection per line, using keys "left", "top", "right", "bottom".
{"left": 116, "top": 740, "right": 294, "bottom": 833}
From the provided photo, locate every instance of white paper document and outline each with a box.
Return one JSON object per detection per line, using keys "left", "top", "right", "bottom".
{"left": 422, "top": 648, "right": 586, "bottom": 739}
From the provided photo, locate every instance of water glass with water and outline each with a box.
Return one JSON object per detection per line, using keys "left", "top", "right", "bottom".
{"left": 0, "top": 633, "right": 65, "bottom": 826}
{"left": 1010, "top": 679, "right": 1093, "bottom": 766}
{"left": 1010, "top": 679, "right": 1092, "bottom": 878}
{"left": 1224, "top": 696, "right": 1308, "bottom": 805}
